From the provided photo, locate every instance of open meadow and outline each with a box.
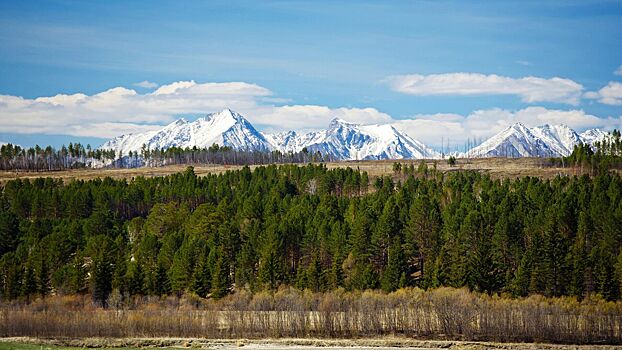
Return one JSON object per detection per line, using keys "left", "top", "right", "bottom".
{"left": 0, "top": 158, "right": 587, "bottom": 184}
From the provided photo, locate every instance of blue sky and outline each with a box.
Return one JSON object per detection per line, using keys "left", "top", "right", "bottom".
{"left": 1, "top": 0, "right": 621, "bottom": 149}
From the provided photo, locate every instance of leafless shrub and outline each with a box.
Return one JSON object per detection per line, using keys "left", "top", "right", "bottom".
{"left": 1, "top": 287, "right": 621, "bottom": 344}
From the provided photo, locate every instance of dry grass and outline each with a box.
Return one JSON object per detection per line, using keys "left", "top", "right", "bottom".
{"left": 0, "top": 158, "right": 597, "bottom": 184}
{"left": 1, "top": 337, "right": 621, "bottom": 350}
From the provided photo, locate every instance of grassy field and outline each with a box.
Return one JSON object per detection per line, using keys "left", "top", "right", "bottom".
{"left": 0, "top": 157, "right": 587, "bottom": 183}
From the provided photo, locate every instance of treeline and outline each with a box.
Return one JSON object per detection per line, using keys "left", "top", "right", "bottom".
{"left": 0, "top": 142, "right": 331, "bottom": 171}
{"left": 552, "top": 129, "right": 622, "bottom": 174}
{"left": 0, "top": 143, "right": 116, "bottom": 171}
{"left": 2, "top": 287, "right": 621, "bottom": 344}
{"left": 0, "top": 164, "right": 622, "bottom": 306}
{"left": 136, "top": 144, "right": 331, "bottom": 167}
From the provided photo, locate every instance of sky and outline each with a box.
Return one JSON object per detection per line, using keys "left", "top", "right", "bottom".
{"left": 1, "top": 0, "right": 622, "bottom": 150}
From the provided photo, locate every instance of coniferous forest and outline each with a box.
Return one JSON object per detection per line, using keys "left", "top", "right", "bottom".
{"left": 1, "top": 164, "right": 622, "bottom": 342}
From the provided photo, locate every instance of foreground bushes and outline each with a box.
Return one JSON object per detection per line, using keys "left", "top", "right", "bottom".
{"left": 1, "top": 287, "right": 621, "bottom": 344}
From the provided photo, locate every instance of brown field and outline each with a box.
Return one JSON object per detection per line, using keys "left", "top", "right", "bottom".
{"left": 0, "top": 158, "right": 593, "bottom": 184}
{"left": 1, "top": 337, "right": 621, "bottom": 350}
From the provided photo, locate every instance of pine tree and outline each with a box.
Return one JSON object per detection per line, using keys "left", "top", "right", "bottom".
{"left": 258, "top": 219, "right": 284, "bottom": 290}
{"left": 87, "top": 235, "right": 115, "bottom": 307}
{"left": 381, "top": 236, "right": 405, "bottom": 292}
{"left": 211, "top": 246, "right": 230, "bottom": 299}
{"left": 126, "top": 260, "right": 144, "bottom": 295}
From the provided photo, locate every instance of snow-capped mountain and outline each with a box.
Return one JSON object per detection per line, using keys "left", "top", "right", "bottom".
{"left": 530, "top": 124, "right": 582, "bottom": 156}
{"left": 99, "top": 108, "right": 610, "bottom": 162}
{"left": 464, "top": 123, "right": 610, "bottom": 158}
{"left": 263, "top": 130, "right": 320, "bottom": 154}
{"left": 100, "top": 110, "right": 439, "bottom": 161}
{"left": 264, "top": 118, "right": 439, "bottom": 160}
{"left": 313, "top": 118, "right": 439, "bottom": 160}
{"left": 100, "top": 109, "right": 272, "bottom": 156}
{"left": 580, "top": 128, "right": 609, "bottom": 145}
{"left": 465, "top": 123, "right": 556, "bottom": 158}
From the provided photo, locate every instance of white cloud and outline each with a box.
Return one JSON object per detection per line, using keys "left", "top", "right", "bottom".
{"left": 0, "top": 81, "right": 273, "bottom": 138}
{"left": 133, "top": 80, "right": 159, "bottom": 89}
{"left": 393, "top": 106, "right": 622, "bottom": 148}
{"left": 250, "top": 105, "right": 392, "bottom": 130}
{"left": 2, "top": 80, "right": 619, "bottom": 148}
{"left": 615, "top": 65, "right": 622, "bottom": 76}
{"left": 585, "top": 82, "right": 622, "bottom": 105}
{"left": 386, "top": 73, "right": 584, "bottom": 105}
{"left": 0, "top": 80, "right": 390, "bottom": 139}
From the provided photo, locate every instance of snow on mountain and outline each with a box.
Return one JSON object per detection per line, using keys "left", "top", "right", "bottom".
{"left": 464, "top": 123, "right": 611, "bottom": 158}
{"left": 100, "top": 109, "right": 272, "bottom": 155}
{"left": 265, "top": 118, "right": 439, "bottom": 160}
{"left": 263, "top": 130, "right": 321, "bottom": 154}
{"left": 102, "top": 108, "right": 615, "bottom": 162}
{"left": 314, "top": 118, "right": 439, "bottom": 160}
{"left": 101, "top": 109, "right": 439, "bottom": 161}
{"left": 530, "top": 124, "right": 582, "bottom": 156}
{"left": 580, "top": 128, "right": 609, "bottom": 145}
{"left": 465, "top": 123, "right": 558, "bottom": 158}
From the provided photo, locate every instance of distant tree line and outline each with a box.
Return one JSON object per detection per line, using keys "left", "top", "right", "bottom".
{"left": 0, "top": 143, "right": 116, "bottom": 171}
{"left": 552, "top": 129, "right": 622, "bottom": 174}
{"left": 0, "top": 143, "right": 330, "bottom": 171}
{"left": 1, "top": 164, "right": 621, "bottom": 307}
{"left": 136, "top": 144, "right": 331, "bottom": 167}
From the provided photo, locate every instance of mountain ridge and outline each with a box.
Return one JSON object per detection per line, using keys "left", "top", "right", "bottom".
{"left": 463, "top": 123, "right": 604, "bottom": 158}
{"left": 100, "top": 110, "right": 440, "bottom": 161}
{"left": 99, "top": 109, "right": 612, "bottom": 160}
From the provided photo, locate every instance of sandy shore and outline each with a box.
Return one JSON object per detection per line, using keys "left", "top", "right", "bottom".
{"left": 1, "top": 337, "right": 621, "bottom": 350}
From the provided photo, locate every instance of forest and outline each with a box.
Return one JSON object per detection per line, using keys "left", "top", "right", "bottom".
{"left": 1, "top": 164, "right": 622, "bottom": 342}
{"left": 1, "top": 163, "right": 621, "bottom": 303}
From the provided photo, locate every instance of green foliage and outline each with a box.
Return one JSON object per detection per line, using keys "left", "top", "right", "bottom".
{"left": 556, "top": 129, "right": 622, "bottom": 174}
{"left": 447, "top": 156, "right": 457, "bottom": 166}
{"left": 0, "top": 164, "right": 621, "bottom": 303}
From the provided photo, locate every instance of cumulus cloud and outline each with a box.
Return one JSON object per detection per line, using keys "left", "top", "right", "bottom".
{"left": 615, "top": 65, "right": 622, "bottom": 76}
{"left": 393, "top": 107, "right": 622, "bottom": 148}
{"left": 3, "top": 79, "right": 619, "bottom": 148}
{"left": 133, "top": 80, "right": 159, "bottom": 89}
{"left": 0, "top": 80, "right": 390, "bottom": 139}
{"left": 0, "top": 81, "right": 273, "bottom": 138}
{"left": 386, "top": 73, "right": 584, "bottom": 105}
{"left": 585, "top": 82, "right": 622, "bottom": 105}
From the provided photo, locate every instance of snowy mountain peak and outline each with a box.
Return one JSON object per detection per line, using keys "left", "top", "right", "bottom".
{"left": 328, "top": 117, "right": 355, "bottom": 128}
{"left": 264, "top": 119, "right": 440, "bottom": 160}
{"left": 100, "top": 109, "right": 271, "bottom": 156}
{"left": 530, "top": 123, "right": 581, "bottom": 156}
{"left": 466, "top": 122, "right": 594, "bottom": 158}
{"left": 101, "top": 110, "right": 439, "bottom": 161}
{"left": 580, "top": 128, "right": 608, "bottom": 145}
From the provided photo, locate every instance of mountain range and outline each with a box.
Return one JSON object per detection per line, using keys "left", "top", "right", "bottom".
{"left": 463, "top": 123, "right": 607, "bottom": 158}
{"left": 100, "top": 109, "right": 439, "bottom": 160}
{"left": 99, "top": 108, "right": 609, "bottom": 160}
